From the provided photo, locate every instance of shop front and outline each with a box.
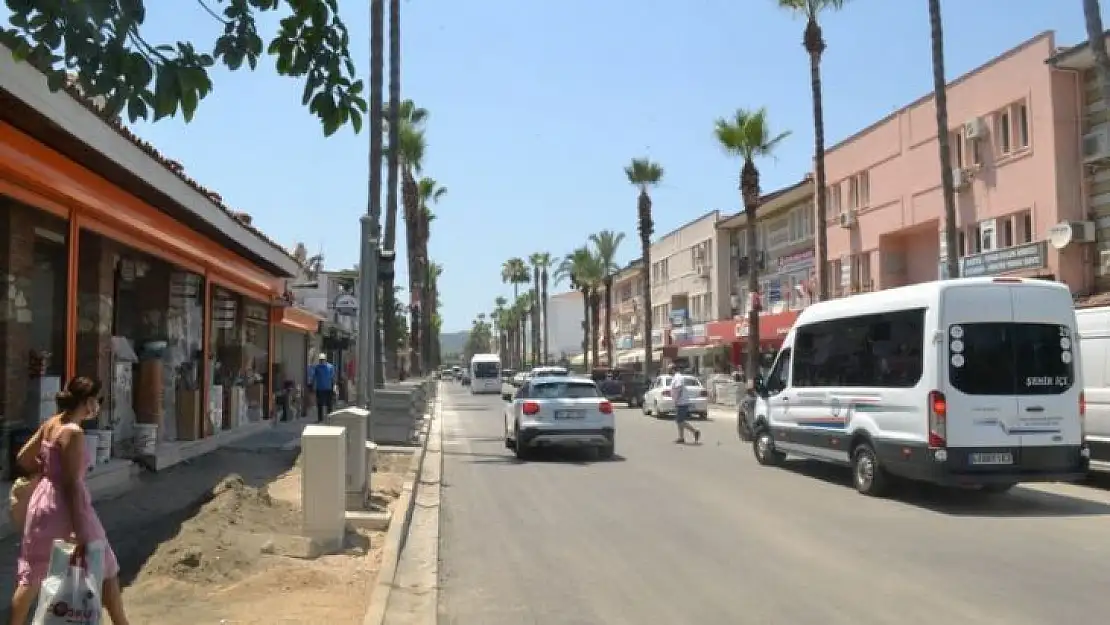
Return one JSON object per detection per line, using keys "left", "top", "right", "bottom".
{"left": 0, "top": 66, "right": 301, "bottom": 477}
{"left": 706, "top": 309, "right": 800, "bottom": 374}
{"left": 273, "top": 306, "right": 322, "bottom": 421}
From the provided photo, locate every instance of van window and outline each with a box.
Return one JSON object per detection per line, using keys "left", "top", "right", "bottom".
{"left": 766, "top": 348, "right": 791, "bottom": 394}
{"left": 792, "top": 309, "right": 925, "bottom": 388}
{"left": 948, "top": 322, "right": 1074, "bottom": 395}
{"left": 473, "top": 362, "right": 500, "bottom": 378}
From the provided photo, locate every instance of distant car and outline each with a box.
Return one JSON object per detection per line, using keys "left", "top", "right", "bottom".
{"left": 503, "top": 376, "right": 615, "bottom": 460}
{"left": 641, "top": 374, "right": 709, "bottom": 419}
{"left": 461, "top": 373, "right": 471, "bottom": 386}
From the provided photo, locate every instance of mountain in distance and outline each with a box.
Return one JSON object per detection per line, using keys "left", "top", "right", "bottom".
{"left": 439, "top": 330, "right": 469, "bottom": 356}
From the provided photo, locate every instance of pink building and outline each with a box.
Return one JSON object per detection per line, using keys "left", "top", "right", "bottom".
{"left": 822, "top": 32, "right": 1093, "bottom": 296}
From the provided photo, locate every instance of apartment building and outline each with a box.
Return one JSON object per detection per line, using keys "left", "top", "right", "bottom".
{"left": 824, "top": 32, "right": 1090, "bottom": 295}
{"left": 710, "top": 177, "right": 815, "bottom": 364}
{"left": 647, "top": 211, "right": 725, "bottom": 362}
{"left": 597, "top": 260, "right": 646, "bottom": 365}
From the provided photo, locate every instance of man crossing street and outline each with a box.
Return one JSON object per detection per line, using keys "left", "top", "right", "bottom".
{"left": 310, "top": 353, "right": 336, "bottom": 422}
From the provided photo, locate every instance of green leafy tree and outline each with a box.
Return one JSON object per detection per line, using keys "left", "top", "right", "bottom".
{"left": 3, "top": 0, "right": 367, "bottom": 135}
{"left": 589, "top": 230, "right": 624, "bottom": 367}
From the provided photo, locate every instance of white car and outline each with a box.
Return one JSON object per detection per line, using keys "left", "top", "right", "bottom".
{"left": 503, "top": 375, "right": 616, "bottom": 459}
{"left": 530, "top": 366, "right": 569, "bottom": 377}
{"left": 641, "top": 374, "right": 709, "bottom": 419}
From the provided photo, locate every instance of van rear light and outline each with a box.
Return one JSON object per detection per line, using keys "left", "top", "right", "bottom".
{"left": 928, "top": 390, "right": 947, "bottom": 448}
{"left": 522, "top": 401, "right": 541, "bottom": 415}
{"left": 662, "top": 390, "right": 672, "bottom": 398}
{"left": 991, "top": 277, "right": 1022, "bottom": 283}
{"left": 598, "top": 400, "right": 613, "bottom": 414}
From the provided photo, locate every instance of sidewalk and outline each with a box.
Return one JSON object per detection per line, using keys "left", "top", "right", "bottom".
{"left": 0, "top": 417, "right": 312, "bottom": 616}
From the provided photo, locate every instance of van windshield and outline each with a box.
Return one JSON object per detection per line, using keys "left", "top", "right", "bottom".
{"left": 948, "top": 322, "right": 1074, "bottom": 395}
{"left": 473, "top": 362, "right": 500, "bottom": 378}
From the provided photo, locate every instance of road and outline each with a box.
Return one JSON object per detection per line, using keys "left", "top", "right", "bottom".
{"left": 435, "top": 382, "right": 1110, "bottom": 625}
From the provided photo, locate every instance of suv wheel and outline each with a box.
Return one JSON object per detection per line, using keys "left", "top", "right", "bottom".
{"left": 753, "top": 429, "right": 785, "bottom": 466}
{"left": 513, "top": 422, "right": 529, "bottom": 460}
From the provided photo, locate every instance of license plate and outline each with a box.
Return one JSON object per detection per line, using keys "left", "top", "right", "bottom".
{"left": 554, "top": 410, "right": 585, "bottom": 420}
{"left": 969, "top": 452, "right": 1013, "bottom": 465}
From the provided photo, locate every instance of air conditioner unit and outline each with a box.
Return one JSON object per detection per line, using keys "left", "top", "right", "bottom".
{"left": 1083, "top": 126, "right": 1110, "bottom": 164}
{"left": 964, "top": 117, "right": 987, "bottom": 140}
{"left": 697, "top": 265, "right": 711, "bottom": 279}
{"left": 838, "top": 210, "right": 857, "bottom": 228}
{"left": 952, "top": 168, "right": 970, "bottom": 190}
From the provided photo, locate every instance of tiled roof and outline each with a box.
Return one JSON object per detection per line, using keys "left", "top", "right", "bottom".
{"left": 58, "top": 74, "right": 299, "bottom": 265}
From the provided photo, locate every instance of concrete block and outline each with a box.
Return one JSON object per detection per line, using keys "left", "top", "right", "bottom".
{"left": 300, "top": 424, "right": 347, "bottom": 548}
{"left": 366, "top": 441, "right": 378, "bottom": 475}
{"left": 345, "top": 509, "right": 392, "bottom": 531}
{"left": 328, "top": 407, "right": 369, "bottom": 505}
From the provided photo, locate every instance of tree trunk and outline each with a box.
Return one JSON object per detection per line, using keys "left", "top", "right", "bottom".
{"left": 929, "top": 0, "right": 959, "bottom": 280}
{"left": 369, "top": 0, "right": 386, "bottom": 386}
{"left": 603, "top": 276, "right": 614, "bottom": 367}
{"left": 591, "top": 291, "right": 602, "bottom": 368}
{"left": 1085, "top": 0, "right": 1110, "bottom": 105}
{"left": 742, "top": 159, "right": 762, "bottom": 380}
{"left": 637, "top": 190, "right": 655, "bottom": 377}
{"left": 541, "top": 273, "right": 550, "bottom": 365}
{"left": 806, "top": 16, "right": 830, "bottom": 301}
{"left": 581, "top": 289, "right": 591, "bottom": 370}
{"left": 382, "top": 0, "right": 401, "bottom": 380}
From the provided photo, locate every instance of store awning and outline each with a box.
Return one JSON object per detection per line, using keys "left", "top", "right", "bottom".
{"left": 272, "top": 306, "right": 323, "bottom": 333}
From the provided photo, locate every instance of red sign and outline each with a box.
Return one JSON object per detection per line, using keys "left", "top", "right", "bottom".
{"left": 705, "top": 310, "right": 801, "bottom": 345}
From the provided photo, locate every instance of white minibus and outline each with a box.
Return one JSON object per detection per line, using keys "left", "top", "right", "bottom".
{"left": 749, "top": 277, "right": 1089, "bottom": 496}
{"left": 470, "top": 353, "right": 502, "bottom": 394}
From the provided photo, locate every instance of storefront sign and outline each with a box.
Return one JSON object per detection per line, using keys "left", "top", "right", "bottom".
{"left": 777, "top": 249, "right": 814, "bottom": 273}
{"left": 959, "top": 241, "right": 1047, "bottom": 278}
{"left": 669, "top": 308, "right": 688, "bottom": 327}
{"left": 705, "top": 309, "right": 800, "bottom": 344}
{"left": 334, "top": 293, "right": 358, "bottom": 316}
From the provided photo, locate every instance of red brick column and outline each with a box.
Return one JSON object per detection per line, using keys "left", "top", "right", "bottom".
{"left": 0, "top": 199, "right": 38, "bottom": 475}
{"left": 75, "top": 232, "right": 116, "bottom": 407}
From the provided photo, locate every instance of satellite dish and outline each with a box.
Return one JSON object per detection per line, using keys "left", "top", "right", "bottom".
{"left": 1048, "top": 222, "right": 1074, "bottom": 250}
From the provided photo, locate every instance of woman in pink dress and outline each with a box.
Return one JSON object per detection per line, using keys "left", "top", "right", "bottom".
{"left": 9, "top": 377, "right": 131, "bottom": 625}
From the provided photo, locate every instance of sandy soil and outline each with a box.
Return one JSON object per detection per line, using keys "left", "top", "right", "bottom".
{"left": 121, "top": 451, "right": 411, "bottom": 625}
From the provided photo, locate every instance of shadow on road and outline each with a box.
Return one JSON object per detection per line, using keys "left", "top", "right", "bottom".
{"left": 450, "top": 447, "right": 626, "bottom": 467}
{"left": 779, "top": 459, "right": 1110, "bottom": 518}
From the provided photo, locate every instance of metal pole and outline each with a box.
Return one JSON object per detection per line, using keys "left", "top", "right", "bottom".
{"left": 356, "top": 216, "right": 375, "bottom": 408}
{"left": 367, "top": 236, "right": 380, "bottom": 398}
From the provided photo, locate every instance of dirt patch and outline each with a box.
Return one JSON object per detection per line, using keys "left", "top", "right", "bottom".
{"left": 122, "top": 451, "right": 414, "bottom": 625}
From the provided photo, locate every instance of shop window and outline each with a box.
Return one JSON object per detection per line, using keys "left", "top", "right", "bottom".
{"left": 792, "top": 308, "right": 925, "bottom": 388}
{"left": 243, "top": 300, "right": 272, "bottom": 420}
{"left": 209, "top": 287, "right": 244, "bottom": 431}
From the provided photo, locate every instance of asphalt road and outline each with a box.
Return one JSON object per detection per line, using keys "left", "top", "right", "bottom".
{"left": 436, "top": 382, "right": 1110, "bottom": 625}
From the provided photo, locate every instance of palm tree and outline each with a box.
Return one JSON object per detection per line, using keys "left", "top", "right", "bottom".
{"left": 493, "top": 296, "right": 508, "bottom": 361}
{"left": 556, "top": 247, "right": 603, "bottom": 370}
{"left": 417, "top": 178, "right": 447, "bottom": 370}
{"left": 425, "top": 261, "right": 444, "bottom": 369}
{"left": 625, "top": 158, "right": 664, "bottom": 375}
{"left": 385, "top": 0, "right": 403, "bottom": 347}
{"left": 715, "top": 107, "right": 791, "bottom": 379}
{"left": 368, "top": 0, "right": 386, "bottom": 386}
{"left": 1084, "top": 0, "right": 1110, "bottom": 105}
{"left": 778, "top": 0, "right": 848, "bottom": 300}
{"left": 395, "top": 123, "right": 427, "bottom": 374}
{"left": 532, "top": 252, "right": 554, "bottom": 364}
{"left": 928, "top": 0, "right": 959, "bottom": 280}
{"left": 528, "top": 253, "right": 546, "bottom": 366}
{"left": 589, "top": 231, "right": 625, "bottom": 367}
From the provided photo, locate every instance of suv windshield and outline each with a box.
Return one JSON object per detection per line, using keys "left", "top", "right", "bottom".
{"left": 530, "top": 381, "right": 600, "bottom": 399}
{"left": 473, "top": 362, "right": 500, "bottom": 378}
{"left": 948, "top": 322, "right": 1074, "bottom": 395}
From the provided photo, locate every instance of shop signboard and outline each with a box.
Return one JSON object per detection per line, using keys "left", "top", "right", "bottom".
{"left": 958, "top": 241, "right": 1047, "bottom": 278}
{"left": 776, "top": 249, "right": 814, "bottom": 274}
{"left": 669, "top": 308, "right": 688, "bottom": 327}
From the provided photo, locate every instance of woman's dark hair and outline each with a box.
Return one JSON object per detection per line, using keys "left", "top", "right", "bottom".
{"left": 56, "top": 377, "right": 102, "bottom": 412}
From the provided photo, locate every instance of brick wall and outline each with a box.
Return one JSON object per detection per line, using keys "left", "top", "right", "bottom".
{"left": 75, "top": 232, "right": 116, "bottom": 411}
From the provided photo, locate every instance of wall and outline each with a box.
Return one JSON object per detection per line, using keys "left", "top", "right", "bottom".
{"left": 823, "top": 32, "right": 1086, "bottom": 292}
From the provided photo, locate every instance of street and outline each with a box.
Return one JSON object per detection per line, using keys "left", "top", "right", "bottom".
{"left": 436, "top": 382, "right": 1110, "bottom": 625}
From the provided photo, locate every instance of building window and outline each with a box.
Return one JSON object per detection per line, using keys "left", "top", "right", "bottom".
{"left": 957, "top": 230, "right": 967, "bottom": 257}
{"left": 979, "top": 219, "right": 996, "bottom": 253}
{"left": 851, "top": 252, "right": 872, "bottom": 291}
{"left": 828, "top": 183, "right": 842, "bottom": 216}
{"left": 1016, "top": 102, "right": 1029, "bottom": 148}
{"left": 1001, "top": 217, "right": 1014, "bottom": 248}
{"left": 847, "top": 172, "right": 870, "bottom": 210}
{"left": 951, "top": 130, "right": 964, "bottom": 168}
{"left": 996, "top": 109, "right": 1011, "bottom": 154}
{"left": 971, "top": 137, "right": 982, "bottom": 166}
{"left": 1020, "top": 212, "right": 1033, "bottom": 243}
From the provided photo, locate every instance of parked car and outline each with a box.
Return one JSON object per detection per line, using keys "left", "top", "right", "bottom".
{"left": 503, "top": 375, "right": 615, "bottom": 459}
{"left": 616, "top": 371, "right": 649, "bottom": 408}
{"left": 641, "top": 374, "right": 709, "bottom": 419}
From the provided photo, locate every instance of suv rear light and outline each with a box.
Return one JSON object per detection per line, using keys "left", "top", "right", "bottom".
{"left": 662, "top": 390, "right": 671, "bottom": 398}
{"left": 599, "top": 400, "right": 613, "bottom": 414}
{"left": 928, "top": 390, "right": 947, "bottom": 449}
{"left": 522, "top": 401, "right": 541, "bottom": 416}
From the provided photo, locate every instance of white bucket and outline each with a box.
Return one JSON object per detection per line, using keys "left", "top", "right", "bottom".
{"left": 94, "top": 430, "right": 112, "bottom": 464}
{"left": 134, "top": 423, "right": 158, "bottom": 456}
{"left": 83, "top": 432, "right": 99, "bottom": 471}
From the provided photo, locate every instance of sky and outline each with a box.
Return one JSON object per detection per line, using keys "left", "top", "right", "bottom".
{"left": 87, "top": 0, "right": 1110, "bottom": 332}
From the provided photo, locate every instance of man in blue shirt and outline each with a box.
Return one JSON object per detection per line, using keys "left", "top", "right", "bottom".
{"left": 310, "top": 353, "right": 336, "bottom": 422}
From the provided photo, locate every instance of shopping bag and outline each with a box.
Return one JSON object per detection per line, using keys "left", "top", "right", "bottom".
{"left": 31, "top": 541, "right": 103, "bottom": 625}
{"left": 8, "top": 475, "right": 41, "bottom": 532}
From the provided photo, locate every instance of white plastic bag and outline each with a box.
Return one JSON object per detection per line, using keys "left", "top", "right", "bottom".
{"left": 31, "top": 540, "right": 103, "bottom": 625}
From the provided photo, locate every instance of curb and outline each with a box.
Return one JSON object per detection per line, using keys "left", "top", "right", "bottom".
{"left": 363, "top": 384, "right": 440, "bottom": 625}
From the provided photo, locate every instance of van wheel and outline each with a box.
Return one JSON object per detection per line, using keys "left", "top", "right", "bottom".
{"left": 852, "top": 443, "right": 890, "bottom": 497}
{"left": 753, "top": 429, "right": 785, "bottom": 466}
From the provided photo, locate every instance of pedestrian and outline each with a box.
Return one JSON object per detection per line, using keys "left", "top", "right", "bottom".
{"left": 310, "top": 353, "right": 336, "bottom": 422}
{"left": 9, "top": 376, "right": 131, "bottom": 625}
{"left": 670, "top": 364, "right": 701, "bottom": 445}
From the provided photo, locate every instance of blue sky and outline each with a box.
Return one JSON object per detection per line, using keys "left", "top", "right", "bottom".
{"left": 112, "top": 0, "right": 1106, "bottom": 332}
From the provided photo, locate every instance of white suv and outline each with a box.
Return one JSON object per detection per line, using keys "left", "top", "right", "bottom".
{"left": 503, "top": 376, "right": 615, "bottom": 460}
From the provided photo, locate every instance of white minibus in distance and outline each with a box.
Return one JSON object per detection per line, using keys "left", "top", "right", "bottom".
{"left": 1076, "top": 305, "right": 1110, "bottom": 470}
{"left": 470, "top": 353, "right": 502, "bottom": 394}
{"left": 749, "top": 277, "right": 1089, "bottom": 496}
